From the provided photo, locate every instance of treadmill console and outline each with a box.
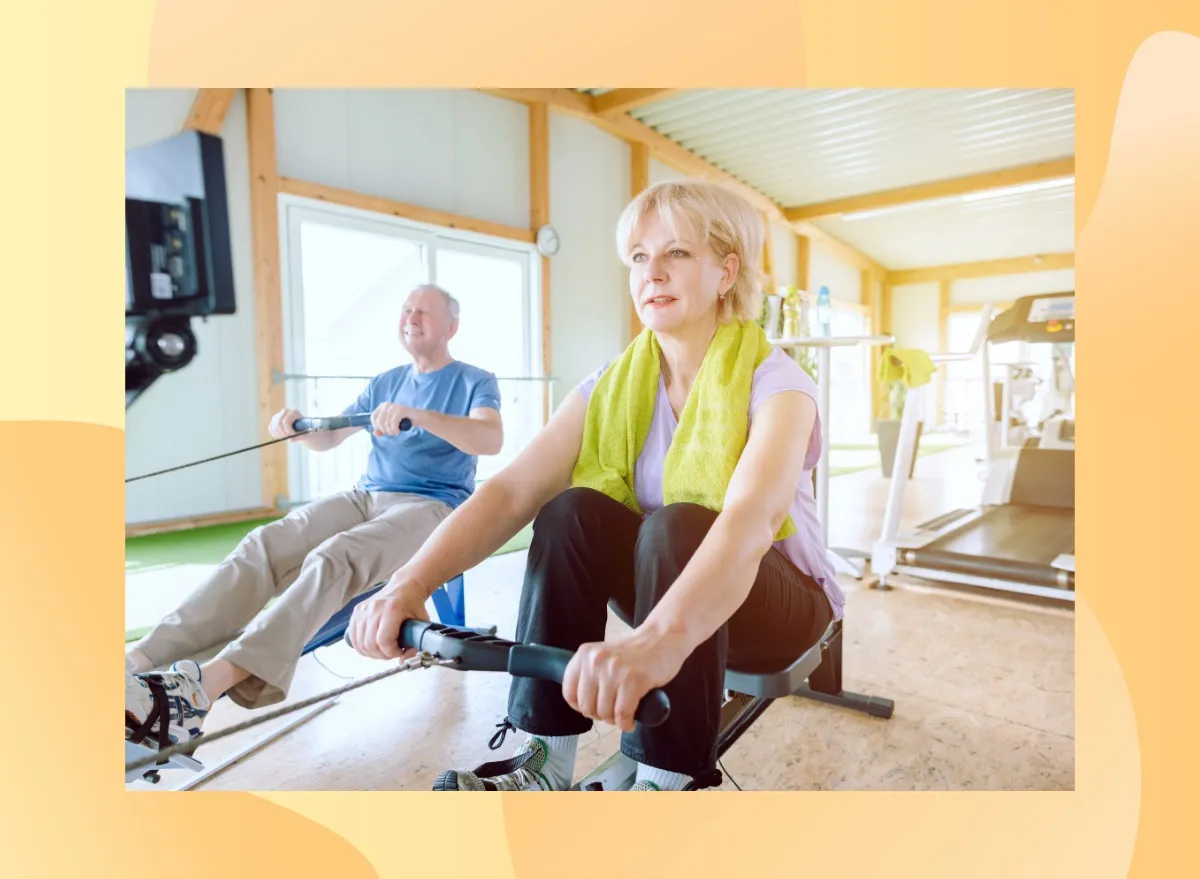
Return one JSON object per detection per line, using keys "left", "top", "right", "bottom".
{"left": 989, "top": 292, "right": 1074, "bottom": 344}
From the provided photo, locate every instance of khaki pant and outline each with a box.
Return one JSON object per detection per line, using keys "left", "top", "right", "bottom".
{"left": 134, "top": 488, "right": 453, "bottom": 709}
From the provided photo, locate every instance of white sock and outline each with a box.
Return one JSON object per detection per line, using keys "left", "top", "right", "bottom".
{"left": 635, "top": 763, "right": 691, "bottom": 791}
{"left": 530, "top": 734, "right": 578, "bottom": 790}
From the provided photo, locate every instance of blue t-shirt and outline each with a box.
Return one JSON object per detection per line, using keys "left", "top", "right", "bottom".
{"left": 340, "top": 360, "right": 502, "bottom": 509}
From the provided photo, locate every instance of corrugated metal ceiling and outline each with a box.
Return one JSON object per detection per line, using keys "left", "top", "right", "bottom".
{"left": 628, "top": 88, "right": 1073, "bottom": 206}
{"left": 608, "top": 87, "right": 1075, "bottom": 268}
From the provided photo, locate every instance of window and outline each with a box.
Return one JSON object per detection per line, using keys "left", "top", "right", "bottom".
{"left": 279, "top": 197, "right": 543, "bottom": 504}
{"left": 944, "top": 305, "right": 1060, "bottom": 435}
{"left": 828, "top": 304, "right": 872, "bottom": 443}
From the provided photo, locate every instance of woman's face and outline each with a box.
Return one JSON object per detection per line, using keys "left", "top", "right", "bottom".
{"left": 627, "top": 210, "right": 737, "bottom": 336}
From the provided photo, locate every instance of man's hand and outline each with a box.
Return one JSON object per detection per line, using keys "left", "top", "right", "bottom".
{"left": 371, "top": 402, "right": 420, "bottom": 436}
{"left": 561, "top": 627, "right": 689, "bottom": 732}
{"left": 347, "top": 579, "right": 431, "bottom": 661}
{"left": 268, "top": 408, "right": 304, "bottom": 440}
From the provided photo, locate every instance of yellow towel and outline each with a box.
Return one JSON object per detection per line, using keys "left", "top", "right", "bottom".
{"left": 571, "top": 319, "right": 797, "bottom": 541}
{"left": 879, "top": 348, "right": 936, "bottom": 388}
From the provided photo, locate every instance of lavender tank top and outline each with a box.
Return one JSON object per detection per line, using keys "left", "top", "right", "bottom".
{"left": 575, "top": 346, "right": 844, "bottom": 621}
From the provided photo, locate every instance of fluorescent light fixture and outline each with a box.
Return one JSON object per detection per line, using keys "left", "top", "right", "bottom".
{"left": 960, "top": 176, "right": 1074, "bottom": 202}
{"left": 839, "top": 175, "right": 1075, "bottom": 222}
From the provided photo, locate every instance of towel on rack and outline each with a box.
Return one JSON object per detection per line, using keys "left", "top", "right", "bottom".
{"left": 879, "top": 348, "right": 935, "bottom": 388}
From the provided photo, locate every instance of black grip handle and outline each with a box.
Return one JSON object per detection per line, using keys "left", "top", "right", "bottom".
{"left": 400, "top": 619, "right": 515, "bottom": 671}
{"left": 293, "top": 414, "right": 411, "bottom": 432}
{"left": 343, "top": 620, "right": 670, "bottom": 727}
{"left": 507, "top": 644, "right": 671, "bottom": 728}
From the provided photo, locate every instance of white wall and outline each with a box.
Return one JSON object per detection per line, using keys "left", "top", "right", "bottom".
{"left": 649, "top": 158, "right": 684, "bottom": 186}
{"left": 951, "top": 268, "right": 1075, "bottom": 304}
{"left": 889, "top": 282, "right": 941, "bottom": 426}
{"left": 768, "top": 221, "right": 798, "bottom": 289}
{"left": 273, "top": 89, "right": 530, "bottom": 232}
{"left": 125, "top": 88, "right": 261, "bottom": 525}
{"left": 810, "top": 242, "right": 863, "bottom": 304}
{"left": 548, "top": 114, "right": 631, "bottom": 406}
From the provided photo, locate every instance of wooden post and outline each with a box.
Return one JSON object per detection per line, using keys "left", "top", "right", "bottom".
{"left": 938, "top": 279, "right": 950, "bottom": 428}
{"left": 529, "top": 103, "right": 552, "bottom": 423}
{"left": 761, "top": 212, "right": 775, "bottom": 296}
{"left": 246, "top": 88, "right": 287, "bottom": 509}
{"left": 866, "top": 270, "right": 882, "bottom": 428}
{"left": 795, "top": 232, "right": 810, "bottom": 293}
{"left": 630, "top": 142, "right": 650, "bottom": 341}
{"left": 876, "top": 280, "right": 894, "bottom": 422}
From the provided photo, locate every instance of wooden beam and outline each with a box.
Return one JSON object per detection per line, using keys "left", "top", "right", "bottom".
{"left": 630, "top": 141, "right": 649, "bottom": 341}
{"left": 784, "top": 157, "right": 1075, "bottom": 221}
{"left": 529, "top": 102, "right": 552, "bottom": 424}
{"left": 887, "top": 252, "right": 1074, "bottom": 285}
{"left": 593, "top": 89, "right": 677, "bottom": 117}
{"left": 479, "top": 88, "right": 594, "bottom": 118}
{"left": 184, "top": 88, "right": 237, "bottom": 136}
{"left": 279, "top": 177, "right": 535, "bottom": 244}
{"left": 246, "top": 88, "right": 287, "bottom": 510}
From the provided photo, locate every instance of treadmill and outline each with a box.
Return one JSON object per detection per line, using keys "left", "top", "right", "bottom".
{"left": 870, "top": 292, "right": 1076, "bottom": 603}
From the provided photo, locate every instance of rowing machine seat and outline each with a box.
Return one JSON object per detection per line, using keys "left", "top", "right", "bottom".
{"left": 302, "top": 573, "right": 470, "bottom": 655}
{"left": 608, "top": 602, "right": 893, "bottom": 717}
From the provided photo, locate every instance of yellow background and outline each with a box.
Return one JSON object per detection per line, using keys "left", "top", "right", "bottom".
{"left": 0, "top": 0, "right": 1195, "bottom": 875}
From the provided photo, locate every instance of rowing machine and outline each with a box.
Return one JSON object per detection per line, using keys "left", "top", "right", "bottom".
{"left": 292, "top": 413, "right": 411, "bottom": 432}
{"left": 125, "top": 617, "right": 667, "bottom": 786}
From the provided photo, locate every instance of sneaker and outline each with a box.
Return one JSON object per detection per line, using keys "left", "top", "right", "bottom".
{"left": 125, "top": 660, "right": 212, "bottom": 751}
{"left": 629, "top": 780, "right": 662, "bottom": 791}
{"left": 433, "top": 737, "right": 557, "bottom": 791}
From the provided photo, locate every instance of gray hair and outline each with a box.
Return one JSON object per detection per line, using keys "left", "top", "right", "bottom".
{"left": 411, "top": 283, "right": 460, "bottom": 320}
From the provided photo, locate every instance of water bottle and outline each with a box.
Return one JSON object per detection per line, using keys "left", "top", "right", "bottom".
{"left": 816, "top": 285, "right": 832, "bottom": 336}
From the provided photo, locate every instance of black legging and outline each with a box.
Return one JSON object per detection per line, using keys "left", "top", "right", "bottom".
{"left": 505, "top": 486, "right": 833, "bottom": 777}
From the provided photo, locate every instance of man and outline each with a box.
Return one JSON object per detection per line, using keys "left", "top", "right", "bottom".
{"left": 124, "top": 283, "right": 503, "bottom": 750}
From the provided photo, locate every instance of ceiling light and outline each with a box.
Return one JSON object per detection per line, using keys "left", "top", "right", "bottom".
{"left": 838, "top": 175, "right": 1075, "bottom": 222}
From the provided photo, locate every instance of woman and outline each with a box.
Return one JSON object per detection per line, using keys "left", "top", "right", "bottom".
{"left": 349, "top": 179, "right": 844, "bottom": 792}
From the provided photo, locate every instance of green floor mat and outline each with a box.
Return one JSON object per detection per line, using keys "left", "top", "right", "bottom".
{"left": 126, "top": 517, "right": 281, "bottom": 568}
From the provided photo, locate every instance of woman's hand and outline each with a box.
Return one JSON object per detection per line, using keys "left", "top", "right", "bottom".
{"left": 562, "top": 627, "right": 689, "bottom": 732}
{"left": 348, "top": 579, "right": 430, "bottom": 661}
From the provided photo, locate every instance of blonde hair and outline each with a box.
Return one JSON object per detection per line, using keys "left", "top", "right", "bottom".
{"left": 615, "top": 179, "right": 766, "bottom": 324}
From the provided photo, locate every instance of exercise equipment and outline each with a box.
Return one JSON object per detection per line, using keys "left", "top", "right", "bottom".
{"left": 127, "top": 607, "right": 893, "bottom": 790}
{"left": 126, "top": 413, "right": 409, "bottom": 483}
{"left": 571, "top": 603, "right": 892, "bottom": 791}
{"left": 126, "top": 130, "right": 237, "bottom": 409}
{"left": 871, "top": 293, "right": 1075, "bottom": 602}
{"left": 125, "top": 412, "right": 432, "bottom": 787}
{"left": 126, "top": 618, "right": 668, "bottom": 782}
{"left": 125, "top": 570, "right": 476, "bottom": 787}
{"left": 770, "top": 331, "right": 896, "bottom": 578}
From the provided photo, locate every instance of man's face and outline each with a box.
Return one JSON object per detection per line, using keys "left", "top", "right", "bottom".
{"left": 399, "top": 287, "right": 457, "bottom": 355}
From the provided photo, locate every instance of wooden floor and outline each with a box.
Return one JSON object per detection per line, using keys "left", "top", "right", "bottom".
{"left": 129, "top": 442, "right": 1075, "bottom": 792}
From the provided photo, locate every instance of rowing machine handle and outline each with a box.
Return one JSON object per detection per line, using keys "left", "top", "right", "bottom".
{"left": 293, "top": 414, "right": 412, "bottom": 432}
{"left": 508, "top": 643, "right": 671, "bottom": 728}
{"left": 346, "top": 620, "right": 671, "bottom": 728}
